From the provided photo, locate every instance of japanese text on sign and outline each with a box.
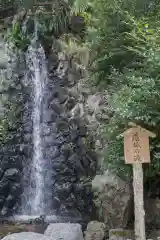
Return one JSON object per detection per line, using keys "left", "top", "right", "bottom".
{"left": 132, "top": 132, "right": 142, "bottom": 162}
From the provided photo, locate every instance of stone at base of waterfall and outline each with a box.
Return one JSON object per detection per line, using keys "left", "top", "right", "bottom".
{"left": 109, "top": 229, "right": 134, "bottom": 240}
{"left": 84, "top": 221, "right": 105, "bottom": 240}
{"left": 92, "top": 171, "right": 132, "bottom": 229}
{"left": 1, "top": 232, "right": 52, "bottom": 240}
{"left": 44, "top": 223, "right": 84, "bottom": 240}
{"left": 148, "top": 230, "right": 160, "bottom": 240}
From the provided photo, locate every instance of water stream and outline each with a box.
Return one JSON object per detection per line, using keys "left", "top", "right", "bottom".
{"left": 21, "top": 40, "right": 52, "bottom": 216}
{"left": 28, "top": 43, "right": 45, "bottom": 214}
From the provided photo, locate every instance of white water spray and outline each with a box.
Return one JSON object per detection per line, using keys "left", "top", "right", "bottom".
{"left": 24, "top": 41, "right": 49, "bottom": 215}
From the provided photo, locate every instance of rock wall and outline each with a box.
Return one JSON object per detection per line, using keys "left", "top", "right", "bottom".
{"left": 0, "top": 34, "right": 97, "bottom": 221}
{"left": 92, "top": 171, "right": 160, "bottom": 232}
{"left": 20, "top": 50, "right": 97, "bottom": 219}
{"left": 0, "top": 34, "right": 24, "bottom": 216}
{"left": 92, "top": 171, "right": 132, "bottom": 231}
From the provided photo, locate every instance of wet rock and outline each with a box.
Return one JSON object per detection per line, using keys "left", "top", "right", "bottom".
{"left": 109, "top": 229, "right": 134, "bottom": 240}
{"left": 78, "top": 123, "right": 87, "bottom": 137}
{"left": 70, "top": 129, "right": 79, "bottom": 142}
{"left": 0, "top": 180, "right": 9, "bottom": 196}
{"left": 56, "top": 120, "right": 69, "bottom": 135}
{"left": 53, "top": 136, "right": 65, "bottom": 146}
{"left": 44, "top": 146, "right": 60, "bottom": 159}
{"left": 54, "top": 155, "right": 65, "bottom": 164}
{"left": 1, "top": 206, "right": 8, "bottom": 216}
{"left": 23, "top": 122, "right": 33, "bottom": 134}
{"left": 86, "top": 94, "right": 103, "bottom": 115}
{"left": 3, "top": 169, "right": 20, "bottom": 181}
{"left": 24, "top": 133, "right": 32, "bottom": 142}
{"left": 75, "top": 160, "right": 85, "bottom": 177}
{"left": 67, "top": 71, "right": 76, "bottom": 86}
{"left": 145, "top": 198, "right": 160, "bottom": 229}
{"left": 47, "top": 52, "right": 59, "bottom": 71}
{"left": 56, "top": 88, "right": 68, "bottom": 104}
{"left": 10, "top": 183, "right": 21, "bottom": 196}
{"left": 58, "top": 166, "right": 74, "bottom": 175}
{"left": 68, "top": 154, "right": 78, "bottom": 168}
{"left": 71, "top": 104, "right": 84, "bottom": 118}
{"left": 44, "top": 223, "right": 84, "bottom": 240}
{"left": 0, "top": 167, "right": 21, "bottom": 216}
{"left": 43, "top": 135, "right": 54, "bottom": 145}
{"left": 50, "top": 101, "right": 62, "bottom": 114}
{"left": 0, "top": 36, "right": 8, "bottom": 69}
{"left": 92, "top": 171, "right": 132, "bottom": 230}
{"left": 148, "top": 230, "right": 160, "bottom": 240}
{"left": 42, "top": 110, "right": 57, "bottom": 123}
{"left": 0, "top": 223, "right": 34, "bottom": 238}
{"left": 60, "top": 143, "right": 72, "bottom": 158}
{"left": 84, "top": 221, "right": 105, "bottom": 240}
{"left": 0, "top": 46, "right": 97, "bottom": 220}
{"left": 1, "top": 232, "right": 52, "bottom": 240}
{"left": 54, "top": 183, "right": 72, "bottom": 199}
{"left": 65, "top": 97, "right": 76, "bottom": 110}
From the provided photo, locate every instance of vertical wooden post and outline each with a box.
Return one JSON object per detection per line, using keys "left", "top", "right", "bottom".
{"left": 133, "top": 163, "right": 145, "bottom": 240}
{"left": 119, "top": 124, "right": 156, "bottom": 240}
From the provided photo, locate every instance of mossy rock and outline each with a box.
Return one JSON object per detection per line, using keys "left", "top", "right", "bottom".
{"left": 109, "top": 229, "right": 134, "bottom": 240}
{"left": 0, "top": 223, "right": 46, "bottom": 238}
{"left": 0, "top": 224, "right": 24, "bottom": 238}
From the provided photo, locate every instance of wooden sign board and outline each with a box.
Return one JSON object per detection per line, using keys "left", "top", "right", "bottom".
{"left": 123, "top": 127, "right": 154, "bottom": 164}
{"left": 121, "top": 125, "right": 156, "bottom": 240}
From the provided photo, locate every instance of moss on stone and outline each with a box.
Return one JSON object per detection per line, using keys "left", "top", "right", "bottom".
{"left": 0, "top": 223, "right": 46, "bottom": 238}
{"left": 0, "top": 224, "right": 24, "bottom": 238}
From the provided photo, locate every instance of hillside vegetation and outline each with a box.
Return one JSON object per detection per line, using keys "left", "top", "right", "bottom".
{"left": 1, "top": 0, "right": 160, "bottom": 188}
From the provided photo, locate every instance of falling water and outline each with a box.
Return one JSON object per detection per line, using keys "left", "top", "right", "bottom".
{"left": 29, "top": 43, "right": 45, "bottom": 214}
{"left": 21, "top": 39, "right": 51, "bottom": 215}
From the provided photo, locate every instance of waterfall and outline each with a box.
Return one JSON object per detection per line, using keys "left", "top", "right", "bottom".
{"left": 21, "top": 39, "right": 53, "bottom": 216}
{"left": 28, "top": 43, "right": 45, "bottom": 214}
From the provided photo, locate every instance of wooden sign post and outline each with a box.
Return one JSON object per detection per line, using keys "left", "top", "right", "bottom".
{"left": 120, "top": 124, "right": 156, "bottom": 240}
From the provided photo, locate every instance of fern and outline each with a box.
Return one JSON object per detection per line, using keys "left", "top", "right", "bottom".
{"left": 59, "top": 33, "right": 90, "bottom": 67}
{"left": 71, "top": 0, "right": 92, "bottom": 14}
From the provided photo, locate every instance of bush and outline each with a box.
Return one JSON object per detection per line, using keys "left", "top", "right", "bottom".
{"left": 86, "top": 0, "right": 160, "bottom": 181}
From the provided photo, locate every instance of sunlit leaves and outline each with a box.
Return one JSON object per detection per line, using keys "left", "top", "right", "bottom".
{"left": 71, "top": 0, "right": 92, "bottom": 15}
{"left": 86, "top": 0, "right": 160, "bottom": 179}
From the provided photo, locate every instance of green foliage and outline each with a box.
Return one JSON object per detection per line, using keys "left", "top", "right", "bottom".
{"left": 37, "top": 0, "right": 71, "bottom": 37}
{"left": 104, "top": 138, "right": 132, "bottom": 180}
{"left": 0, "top": 0, "right": 13, "bottom": 8}
{"left": 7, "top": 22, "right": 30, "bottom": 50}
{"left": 71, "top": 0, "right": 92, "bottom": 15}
{"left": 0, "top": 94, "right": 22, "bottom": 144}
{"left": 0, "top": 118, "right": 9, "bottom": 142}
{"left": 5, "top": 0, "right": 160, "bottom": 182}
{"left": 85, "top": 0, "right": 160, "bottom": 179}
{"left": 59, "top": 33, "right": 90, "bottom": 66}
{"left": 5, "top": 0, "right": 87, "bottom": 51}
